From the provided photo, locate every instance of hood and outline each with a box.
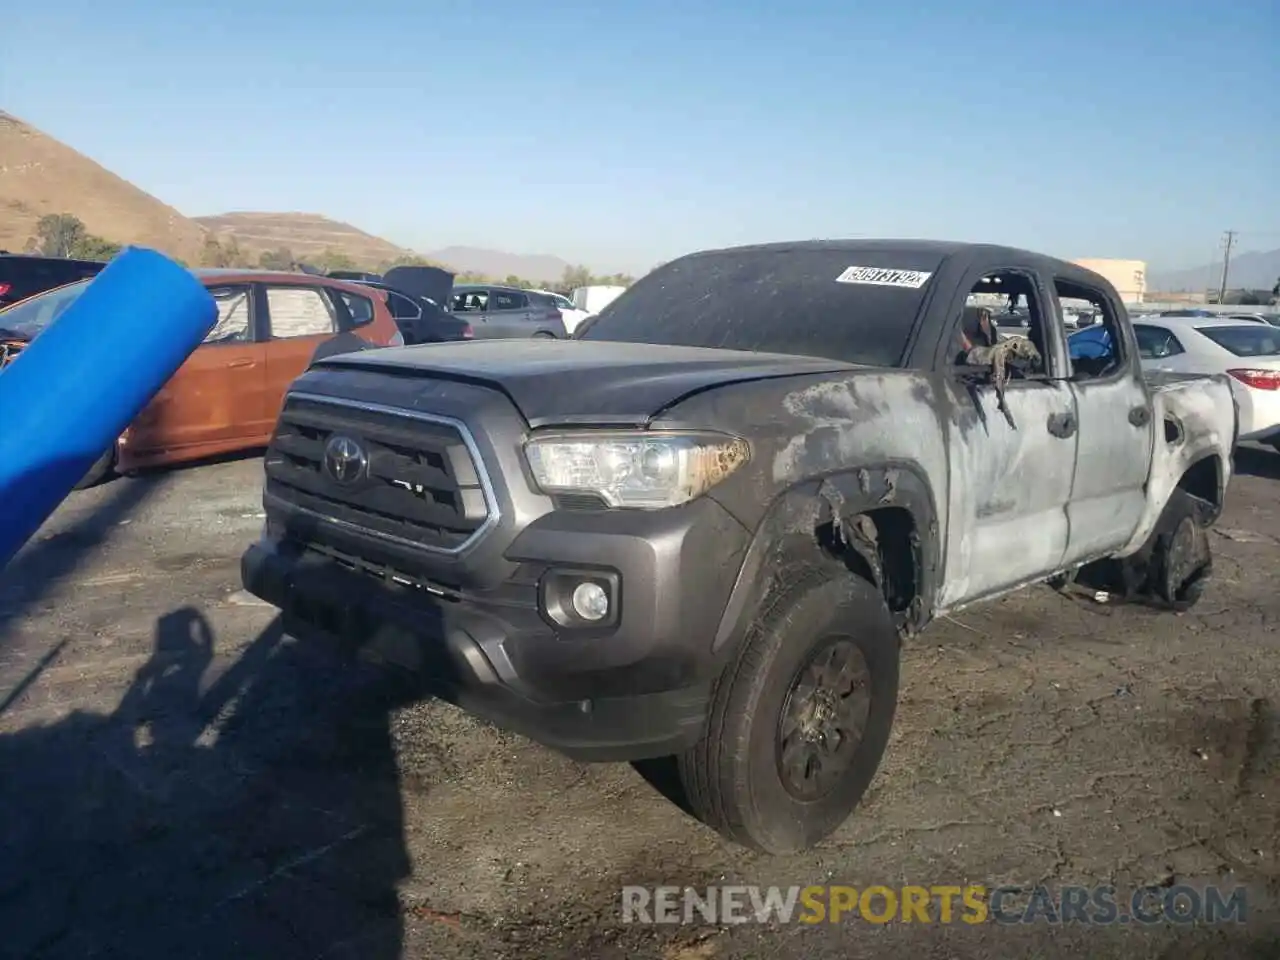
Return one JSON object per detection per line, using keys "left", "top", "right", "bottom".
{"left": 315, "top": 339, "right": 858, "bottom": 427}
{"left": 383, "top": 265, "right": 455, "bottom": 306}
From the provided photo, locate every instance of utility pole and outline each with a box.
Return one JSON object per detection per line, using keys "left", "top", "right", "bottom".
{"left": 1217, "top": 230, "right": 1237, "bottom": 304}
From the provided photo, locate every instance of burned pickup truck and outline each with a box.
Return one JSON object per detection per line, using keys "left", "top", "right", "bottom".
{"left": 241, "top": 240, "right": 1237, "bottom": 854}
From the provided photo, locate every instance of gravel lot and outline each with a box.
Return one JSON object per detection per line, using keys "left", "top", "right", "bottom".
{"left": 0, "top": 449, "right": 1277, "bottom": 959}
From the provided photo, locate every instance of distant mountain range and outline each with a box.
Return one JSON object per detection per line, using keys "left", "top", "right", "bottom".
{"left": 1149, "top": 247, "right": 1280, "bottom": 293}
{"left": 194, "top": 217, "right": 577, "bottom": 282}
{"left": 194, "top": 211, "right": 411, "bottom": 266}
{"left": 422, "top": 246, "right": 573, "bottom": 284}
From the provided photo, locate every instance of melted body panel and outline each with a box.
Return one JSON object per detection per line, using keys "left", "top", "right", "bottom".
{"left": 938, "top": 377, "right": 1077, "bottom": 607}
{"left": 1118, "top": 372, "right": 1235, "bottom": 555}
{"left": 1064, "top": 370, "right": 1154, "bottom": 564}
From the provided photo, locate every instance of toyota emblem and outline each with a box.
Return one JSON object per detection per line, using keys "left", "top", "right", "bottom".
{"left": 323, "top": 434, "right": 368, "bottom": 484}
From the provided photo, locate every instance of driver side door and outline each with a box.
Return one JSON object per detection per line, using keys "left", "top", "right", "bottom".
{"left": 937, "top": 263, "right": 1079, "bottom": 608}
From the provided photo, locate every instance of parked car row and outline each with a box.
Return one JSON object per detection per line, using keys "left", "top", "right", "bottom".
{"left": 0, "top": 253, "right": 613, "bottom": 487}
{"left": 0, "top": 269, "right": 404, "bottom": 485}
{"left": 1071, "top": 314, "right": 1280, "bottom": 450}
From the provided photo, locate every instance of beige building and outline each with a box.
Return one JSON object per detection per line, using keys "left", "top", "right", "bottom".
{"left": 1072, "top": 258, "right": 1147, "bottom": 303}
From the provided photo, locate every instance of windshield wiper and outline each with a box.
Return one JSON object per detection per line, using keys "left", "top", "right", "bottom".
{"left": 0, "top": 327, "right": 28, "bottom": 341}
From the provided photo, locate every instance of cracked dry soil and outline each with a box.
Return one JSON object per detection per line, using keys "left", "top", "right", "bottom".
{"left": 0, "top": 449, "right": 1276, "bottom": 959}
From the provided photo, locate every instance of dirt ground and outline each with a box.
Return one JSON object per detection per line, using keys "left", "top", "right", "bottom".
{"left": 0, "top": 448, "right": 1277, "bottom": 960}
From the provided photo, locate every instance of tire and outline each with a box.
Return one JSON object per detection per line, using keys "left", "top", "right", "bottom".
{"left": 1147, "top": 489, "right": 1212, "bottom": 611}
{"left": 1077, "top": 488, "right": 1212, "bottom": 610}
{"left": 532, "top": 331, "right": 556, "bottom": 339}
{"left": 676, "top": 564, "right": 900, "bottom": 854}
{"left": 74, "top": 446, "right": 116, "bottom": 490}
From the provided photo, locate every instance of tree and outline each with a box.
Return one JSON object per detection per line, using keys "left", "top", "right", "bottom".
{"left": 199, "top": 235, "right": 253, "bottom": 268}
{"left": 28, "top": 213, "right": 124, "bottom": 261}
{"left": 378, "top": 254, "right": 443, "bottom": 272}
{"left": 560, "top": 264, "right": 592, "bottom": 293}
{"left": 72, "top": 235, "right": 123, "bottom": 260}
{"left": 258, "top": 247, "right": 296, "bottom": 270}
{"left": 311, "top": 249, "right": 356, "bottom": 274}
{"left": 33, "top": 213, "right": 87, "bottom": 257}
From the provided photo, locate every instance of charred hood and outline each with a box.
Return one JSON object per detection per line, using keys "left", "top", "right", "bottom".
{"left": 312, "top": 339, "right": 859, "bottom": 427}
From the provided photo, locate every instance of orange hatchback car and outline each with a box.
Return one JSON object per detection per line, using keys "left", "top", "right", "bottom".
{"left": 0, "top": 269, "right": 403, "bottom": 485}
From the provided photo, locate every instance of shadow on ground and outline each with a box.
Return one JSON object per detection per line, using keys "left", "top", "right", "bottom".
{"left": 1233, "top": 445, "right": 1280, "bottom": 482}
{"left": 0, "top": 468, "right": 169, "bottom": 640}
{"left": 0, "top": 607, "right": 417, "bottom": 960}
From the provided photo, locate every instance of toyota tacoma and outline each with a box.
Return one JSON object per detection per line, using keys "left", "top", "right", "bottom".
{"left": 241, "top": 240, "right": 1237, "bottom": 853}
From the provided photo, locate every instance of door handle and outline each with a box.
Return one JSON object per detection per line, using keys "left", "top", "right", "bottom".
{"left": 1129, "top": 404, "right": 1151, "bottom": 427}
{"left": 1047, "top": 411, "right": 1077, "bottom": 439}
{"left": 226, "top": 358, "right": 255, "bottom": 369}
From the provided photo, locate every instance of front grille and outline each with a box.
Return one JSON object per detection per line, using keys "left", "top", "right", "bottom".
{"left": 265, "top": 393, "right": 495, "bottom": 552}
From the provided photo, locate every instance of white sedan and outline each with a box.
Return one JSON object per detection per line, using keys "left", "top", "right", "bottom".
{"left": 530, "top": 289, "right": 592, "bottom": 334}
{"left": 1070, "top": 317, "right": 1280, "bottom": 448}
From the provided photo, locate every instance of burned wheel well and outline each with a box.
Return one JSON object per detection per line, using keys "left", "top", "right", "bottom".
{"left": 1178, "top": 454, "right": 1222, "bottom": 510}
{"left": 816, "top": 506, "right": 920, "bottom": 624}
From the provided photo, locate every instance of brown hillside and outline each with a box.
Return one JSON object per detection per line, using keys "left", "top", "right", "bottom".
{"left": 194, "top": 212, "right": 414, "bottom": 267}
{"left": 0, "top": 110, "right": 208, "bottom": 261}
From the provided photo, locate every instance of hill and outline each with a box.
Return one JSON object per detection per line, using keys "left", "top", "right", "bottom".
{"left": 193, "top": 212, "right": 415, "bottom": 267}
{"left": 1, "top": 109, "right": 590, "bottom": 278}
{"left": 0, "top": 110, "right": 208, "bottom": 262}
{"left": 1149, "top": 247, "right": 1280, "bottom": 293}
{"left": 424, "top": 246, "right": 573, "bottom": 284}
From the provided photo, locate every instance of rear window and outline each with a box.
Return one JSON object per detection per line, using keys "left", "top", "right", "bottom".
{"left": 333, "top": 289, "right": 375, "bottom": 326}
{"left": 1195, "top": 325, "right": 1280, "bottom": 357}
{"left": 578, "top": 247, "right": 941, "bottom": 367}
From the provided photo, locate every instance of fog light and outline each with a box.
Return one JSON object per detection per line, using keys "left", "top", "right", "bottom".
{"left": 571, "top": 581, "right": 609, "bottom": 621}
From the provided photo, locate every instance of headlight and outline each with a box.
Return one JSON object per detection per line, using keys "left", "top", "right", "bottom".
{"left": 524, "top": 431, "right": 750, "bottom": 509}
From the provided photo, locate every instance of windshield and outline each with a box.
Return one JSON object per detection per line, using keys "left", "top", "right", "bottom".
{"left": 0, "top": 279, "right": 91, "bottom": 337}
{"left": 579, "top": 246, "right": 942, "bottom": 367}
{"left": 1196, "top": 325, "right": 1280, "bottom": 357}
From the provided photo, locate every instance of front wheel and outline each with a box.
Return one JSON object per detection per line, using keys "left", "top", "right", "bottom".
{"left": 676, "top": 565, "right": 900, "bottom": 854}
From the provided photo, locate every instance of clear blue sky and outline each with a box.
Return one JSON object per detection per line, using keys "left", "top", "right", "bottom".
{"left": 4, "top": 0, "right": 1278, "bottom": 274}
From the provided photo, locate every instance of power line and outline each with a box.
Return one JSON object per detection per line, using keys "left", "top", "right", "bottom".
{"left": 1217, "top": 230, "right": 1237, "bottom": 303}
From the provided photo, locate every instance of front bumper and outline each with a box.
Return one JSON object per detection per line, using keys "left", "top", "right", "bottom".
{"left": 241, "top": 495, "right": 751, "bottom": 762}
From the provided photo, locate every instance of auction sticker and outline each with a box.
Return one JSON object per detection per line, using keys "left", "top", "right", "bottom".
{"left": 835, "top": 266, "right": 933, "bottom": 288}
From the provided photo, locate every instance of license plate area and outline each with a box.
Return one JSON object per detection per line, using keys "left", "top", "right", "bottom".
{"left": 288, "top": 589, "right": 366, "bottom": 639}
